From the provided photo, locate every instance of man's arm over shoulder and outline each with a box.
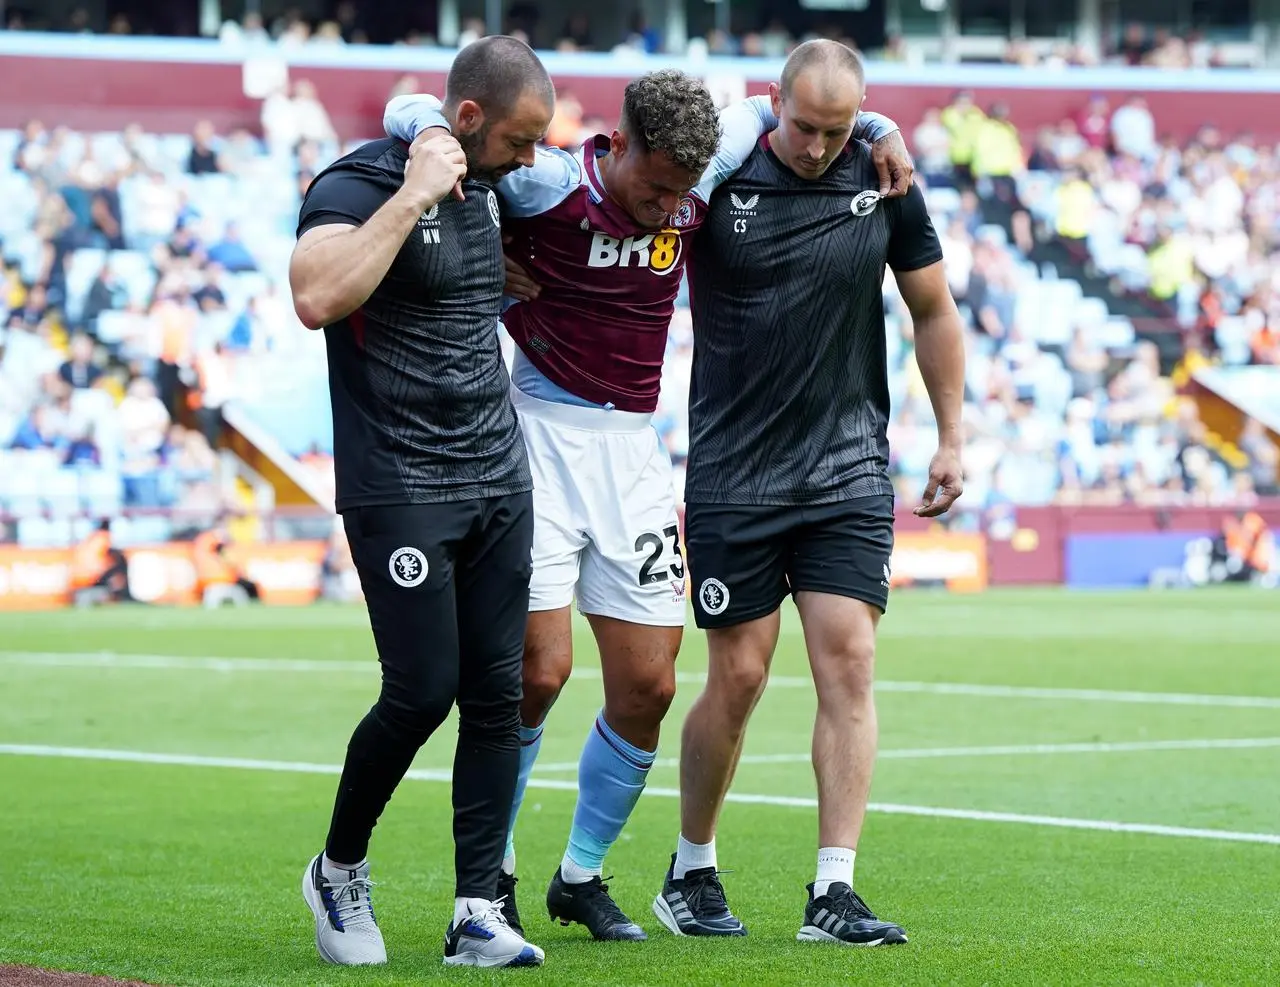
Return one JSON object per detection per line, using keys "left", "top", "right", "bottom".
{"left": 691, "top": 96, "right": 904, "bottom": 201}
{"left": 692, "top": 95, "right": 774, "bottom": 202}
{"left": 383, "top": 93, "right": 579, "bottom": 218}
{"left": 384, "top": 93, "right": 450, "bottom": 142}
{"left": 498, "top": 145, "right": 582, "bottom": 218}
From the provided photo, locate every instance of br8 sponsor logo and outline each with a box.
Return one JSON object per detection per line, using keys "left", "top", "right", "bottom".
{"left": 587, "top": 230, "right": 682, "bottom": 275}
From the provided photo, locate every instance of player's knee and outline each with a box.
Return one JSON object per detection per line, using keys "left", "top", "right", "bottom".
{"left": 613, "top": 663, "right": 677, "bottom": 726}
{"left": 522, "top": 654, "right": 572, "bottom": 715}
{"left": 718, "top": 657, "right": 770, "bottom": 722}
{"left": 815, "top": 637, "right": 876, "bottom": 704}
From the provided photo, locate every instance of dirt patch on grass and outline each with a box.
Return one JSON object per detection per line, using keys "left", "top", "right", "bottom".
{"left": 0, "top": 967, "right": 159, "bottom": 987}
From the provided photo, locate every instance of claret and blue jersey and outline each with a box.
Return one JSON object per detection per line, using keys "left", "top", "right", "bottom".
{"left": 382, "top": 94, "right": 896, "bottom": 416}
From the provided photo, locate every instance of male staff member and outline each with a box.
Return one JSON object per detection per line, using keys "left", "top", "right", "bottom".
{"left": 291, "top": 37, "right": 554, "bottom": 969}
{"left": 384, "top": 76, "right": 913, "bottom": 941}
{"left": 654, "top": 41, "right": 966, "bottom": 946}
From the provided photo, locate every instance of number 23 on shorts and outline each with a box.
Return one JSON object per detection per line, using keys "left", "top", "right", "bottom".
{"left": 634, "top": 523, "right": 685, "bottom": 587}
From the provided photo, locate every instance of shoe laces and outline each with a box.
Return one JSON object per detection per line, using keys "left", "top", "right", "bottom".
{"left": 580, "top": 875, "right": 630, "bottom": 926}
{"left": 464, "top": 897, "right": 516, "bottom": 935}
{"left": 827, "top": 886, "right": 877, "bottom": 923}
{"left": 683, "top": 869, "right": 731, "bottom": 915}
{"left": 327, "top": 875, "right": 378, "bottom": 931}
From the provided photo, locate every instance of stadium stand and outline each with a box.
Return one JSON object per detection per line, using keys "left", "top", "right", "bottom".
{"left": 1, "top": 36, "right": 1278, "bottom": 556}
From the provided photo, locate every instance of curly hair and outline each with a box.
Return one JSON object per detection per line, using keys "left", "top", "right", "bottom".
{"left": 619, "top": 70, "right": 722, "bottom": 176}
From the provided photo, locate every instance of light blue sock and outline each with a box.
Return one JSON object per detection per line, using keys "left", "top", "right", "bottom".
{"left": 561, "top": 713, "right": 655, "bottom": 881}
{"left": 504, "top": 724, "right": 543, "bottom": 874}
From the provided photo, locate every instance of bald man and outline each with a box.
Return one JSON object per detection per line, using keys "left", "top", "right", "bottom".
{"left": 652, "top": 40, "right": 966, "bottom": 946}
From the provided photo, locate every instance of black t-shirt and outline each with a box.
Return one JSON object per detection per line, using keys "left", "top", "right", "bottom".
{"left": 297, "top": 137, "right": 531, "bottom": 510}
{"left": 685, "top": 137, "right": 943, "bottom": 506}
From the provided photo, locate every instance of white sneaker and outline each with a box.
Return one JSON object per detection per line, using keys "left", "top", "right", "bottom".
{"left": 443, "top": 898, "right": 545, "bottom": 967}
{"left": 301, "top": 853, "right": 388, "bottom": 965}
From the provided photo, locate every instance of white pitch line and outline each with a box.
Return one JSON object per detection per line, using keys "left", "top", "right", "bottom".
{"left": 5, "top": 650, "right": 1280, "bottom": 710}
{"left": 2, "top": 744, "right": 1279, "bottom": 847}
{"left": 530, "top": 737, "right": 1280, "bottom": 773}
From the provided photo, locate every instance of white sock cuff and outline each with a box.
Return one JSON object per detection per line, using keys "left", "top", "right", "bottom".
{"left": 453, "top": 896, "right": 491, "bottom": 926}
{"left": 674, "top": 834, "right": 717, "bottom": 879}
{"left": 813, "top": 847, "right": 855, "bottom": 898}
{"left": 560, "top": 854, "right": 601, "bottom": 884}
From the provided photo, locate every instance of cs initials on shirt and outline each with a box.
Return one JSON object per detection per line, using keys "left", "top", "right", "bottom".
{"left": 587, "top": 230, "right": 682, "bottom": 275}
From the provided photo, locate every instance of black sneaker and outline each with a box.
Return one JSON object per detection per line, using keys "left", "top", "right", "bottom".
{"left": 497, "top": 870, "right": 523, "bottom": 937}
{"left": 797, "top": 882, "right": 907, "bottom": 946}
{"left": 652, "top": 853, "right": 747, "bottom": 937}
{"left": 546, "top": 868, "right": 647, "bottom": 941}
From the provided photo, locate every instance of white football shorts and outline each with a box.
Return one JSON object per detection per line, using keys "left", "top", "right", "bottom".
{"left": 510, "top": 387, "right": 687, "bottom": 626}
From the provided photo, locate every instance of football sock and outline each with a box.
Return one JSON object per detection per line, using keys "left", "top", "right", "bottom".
{"left": 673, "top": 834, "right": 717, "bottom": 879}
{"left": 813, "top": 847, "right": 856, "bottom": 898}
{"left": 503, "top": 724, "right": 543, "bottom": 875}
{"left": 561, "top": 712, "right": 655, "bottom": 882}
{"left": 453, "top": 897, "right": 492, "bottom": 929}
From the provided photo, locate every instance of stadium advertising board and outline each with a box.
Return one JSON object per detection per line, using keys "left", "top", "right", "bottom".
{"left": 890, "top": 531, "right": 988, "bottom": 593}
{"left": 0, "top": 541, "right": 327, "bottom": 610}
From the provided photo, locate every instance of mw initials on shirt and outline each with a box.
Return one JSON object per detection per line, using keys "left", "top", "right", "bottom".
{"left": 587, "top": 230, "right": 683, "bottom": 275}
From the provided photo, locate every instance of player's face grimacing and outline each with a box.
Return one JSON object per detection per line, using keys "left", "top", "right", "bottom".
{"left": 455, "top": 89, "right": 553, "bottom": 184}
{"left": 606, "top": 133, "right": 701, "bottom": 229}
{"left": 769, "top": 72, "right": 865, "bottom": 180}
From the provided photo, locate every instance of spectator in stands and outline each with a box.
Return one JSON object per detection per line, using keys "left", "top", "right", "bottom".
{"left": 63, "top": 421, "right": 101, "bottom": 467}
{"left": 1054, "top": 168, "right": 1098, "bottom": 244}
{"left": 187, "top": 121, "right": 224, "bottom": 175}
{"left": 1065, "top": 324, "right": 1109, "bottom": 396}
{"left": 942, "top": 91, "right": 986, "bottom": 186}
{"left": 10, "top": 403, "right": 59, "bottom": 451}
{"left": 13, "top": 282, "right": 50, "bottom": 327}
{"left": 1076, "top": 94, "right": 1111, "bottom": 151}
{"left": 58, "top": 332, "right": 102, "bottom": 390}
{"left": 164, "top": 425, "right": 220, "bottom": 511}
{"left": 1146, "top": 229, "right": 1195, "bottom": 306}
{"left": 118, "top": 374, "right": 170, "bottom": 505}
{"left": 972, "top": 104, "right": 1024, "bottom": 183}
{"left": 967, "top": 239, "right": 1018, "bottom": 341}
{"left": 193, "top": 264, "right": 227, "bottom": 312}
{"left": 912, "top": 108, "right": 952, "bottom": 186}
{"left": 132, "top": 170, "right": 181, "bottom": 252}
{"left": 291, "top": 80, "right": 338, "bottom": 145}
{"left": 204, "top": 222, "right": 257, "bottom": 272}
{"left": 1239, "top": 418, "right": 1279, "bottom": 495}
{"left": 1026, "top": 128, "right": 1061, "bottom": 172}
{"left": 1116, "top": 23, "right": 1152, "bottom": 66}
{"left": 1110, "top": 96, "right": 1157, "bottom": 162}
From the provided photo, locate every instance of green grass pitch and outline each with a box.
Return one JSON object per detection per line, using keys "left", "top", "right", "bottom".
{"left": 2, "top": 588, "right": 1278, "bottom": 986}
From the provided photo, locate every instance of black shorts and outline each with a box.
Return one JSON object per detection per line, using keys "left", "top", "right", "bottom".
{"left": 684, "top": 495, "right": 895, "bottom": 629}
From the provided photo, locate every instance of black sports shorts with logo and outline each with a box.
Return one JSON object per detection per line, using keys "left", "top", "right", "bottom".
{"left": 684, "top": 494, "right": 895, "bottom": 630}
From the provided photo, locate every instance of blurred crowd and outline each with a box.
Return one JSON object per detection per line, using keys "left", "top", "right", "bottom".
{"left": 2, "top": 59, "right": 1279, "bottom": 552}
{"left": 0, "top": 101, "right": 327, "bottom": 547}
{"left": 2, "top": 4, "right": 1255, "bottom": 69}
